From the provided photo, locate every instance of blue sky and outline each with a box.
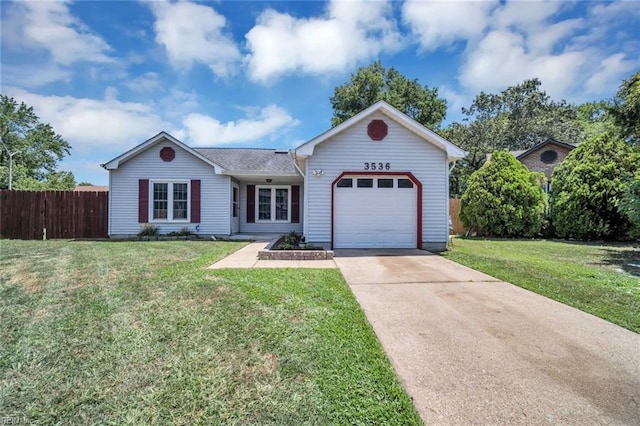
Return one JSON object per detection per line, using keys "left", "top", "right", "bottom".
{"left": 1, "top": 0, "right": 638, "bottom": 185}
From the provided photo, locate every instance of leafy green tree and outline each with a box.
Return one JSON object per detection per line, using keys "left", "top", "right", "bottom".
{"left": 459, "top": 79, "right": 585, "bottom": 151}
{"left": 445, "top": 79, "right": 586, "bottom": 196}
{"left": 0, "top": 94, "right": 74, "bottom": 190}
{"left": 16, "top": 171, "right": 76, "bottom": 191}
{"left": 551, "top": 132, "right": 640, "bottom": 240}
{"left": 610, "top": 71, "right": 640, "bottom": 144}
{"left": 330, "top": 61, "right": 447, "bottom": 129}
{"left": 619, "top": 171, "right": 640, "bottom": 238}
{"left": 576, "top": 100, "right": 616, "bottom": 141}
{"left": 460, "top": 150, "right": 546, "bottom": 237}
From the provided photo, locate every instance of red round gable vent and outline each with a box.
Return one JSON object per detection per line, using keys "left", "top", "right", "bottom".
{"left": 367, "top": 119, "right": 388, "bottom": 141}
{"left": 160, "top": 147, "right": 175, "bottom": 162}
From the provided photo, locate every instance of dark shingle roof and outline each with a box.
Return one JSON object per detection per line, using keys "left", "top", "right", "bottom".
{"left": 194, "top": 148, "right": 298, "bottom": 175}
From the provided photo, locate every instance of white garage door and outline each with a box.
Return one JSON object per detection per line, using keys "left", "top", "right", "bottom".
{"left": 334, "top": 176, "right": 417, "bottom": 248}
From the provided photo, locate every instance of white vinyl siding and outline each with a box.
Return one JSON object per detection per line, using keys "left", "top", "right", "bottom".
{"left": 109, "top": 141, "right": 230, "bottom": 236}
{"left": 304, "top": 111, "right": 448, "bottom": 248}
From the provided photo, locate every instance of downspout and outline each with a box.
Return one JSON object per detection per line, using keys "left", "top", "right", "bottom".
{"left": 289, "top": 150, "right": 306, "bottom": 178}
{"left": 290, "top": 150, "right": 308, "bottom": 240}
{"left": 447, "top": 159, "right": 460, "bottom": 246}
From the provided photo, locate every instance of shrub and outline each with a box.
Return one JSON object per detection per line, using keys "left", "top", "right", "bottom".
{"left": 460, "top": 150, "right": 546, "bottom": 237}
{"left": 618, "top": 171, "right": 640, "bottom": 239}
{"left": 166, "top": 226, "right": 192, "bottom": 237}
{"left": 550, "top": 132, "right": 639, "bottom": 240}
{"left": 137, "top": 224, "right": 159, "bottom": 237}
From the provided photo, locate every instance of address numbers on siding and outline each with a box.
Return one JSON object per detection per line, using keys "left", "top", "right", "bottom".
{"left": 364, "top": 162, "right": 391, "bottom": 171}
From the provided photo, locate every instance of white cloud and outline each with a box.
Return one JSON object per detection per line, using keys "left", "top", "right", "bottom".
{"left": 245, "top": 0, "right": 402, "bottom": 83}
{"left": 4, "top": 87, "right": 168, "bottom": 152}
{"left": 0, "top": 63, "right": 71, "bottom": 88}
{"left": 459, "top": 30, "right": 586, "bottom": 98}
{"left": 181, "top": 105, "right": 300, "bottom": 146}
{"left": 491, "top": 0, "right": 563, "bottom": 31}
{"left": 438, "top": 85, "right": 471, "bottom": 122}
{"left": 526, "top": 18, "right": 583, "bottom": 54}
{"left": 149, "top": 0, "right": 241, "bottom": 77}
{"left": 1, "top": 0, "right": 112, "bottom": 65}
{"left": 125, "top": 72, "right": 163, "bottom": 92}
{"left": 584, "top": 53, "right": 636, "bottom": 95}
{"left": 402, "top": 0, "right": 498, "bottom": 51}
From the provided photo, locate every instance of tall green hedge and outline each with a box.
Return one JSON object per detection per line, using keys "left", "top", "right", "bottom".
{"left": 550, "top": 132, "right": 640, "bottom": 240}
{"left": 619, "top": 172, "right": 640, "bottom": 238}
{"left": 460, "top": 150, "right": 546, "bottom": 237}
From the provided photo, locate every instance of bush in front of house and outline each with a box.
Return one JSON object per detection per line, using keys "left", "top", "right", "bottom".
{"left": 550, "top": 132, "right": 640, "bottom": 240}
{"left": 460, "top": 150, "right": 547, "bottom": 237}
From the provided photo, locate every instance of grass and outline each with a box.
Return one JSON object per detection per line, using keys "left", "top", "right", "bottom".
{"left": 0, "top": 240, "right": 420, "bottom": 425}
{"left": 442, "top": 238, "right": 640, "bottom": 333}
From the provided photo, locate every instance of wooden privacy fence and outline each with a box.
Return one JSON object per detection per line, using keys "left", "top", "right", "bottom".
{"left": 449, "top": 197, "right": 465, "bottom": 235}
{"left": 0, "top": 190, "right": 108, "bottom": 239}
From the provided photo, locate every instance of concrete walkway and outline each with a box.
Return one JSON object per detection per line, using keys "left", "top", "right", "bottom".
{"left": 209, "top": 242, "right": 337, "bottom": 269}
{"left": 334, "top": 249, "right": 640, "bottom": 425}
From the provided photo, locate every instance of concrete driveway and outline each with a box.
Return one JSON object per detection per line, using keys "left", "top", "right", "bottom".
{"left": 334, "top": 249, "right": 640, "bottom": 425}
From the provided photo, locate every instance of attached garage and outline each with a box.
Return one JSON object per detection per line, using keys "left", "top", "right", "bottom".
{"left": 293, "top": 100, "right": 466, "bottom": 252}
{"left": 333, "top": 174, "right": 421, "bottom": 248}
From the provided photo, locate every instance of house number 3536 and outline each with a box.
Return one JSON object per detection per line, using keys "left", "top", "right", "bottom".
{"left": 364, "top": 162, "right": 390, "bottom": 171}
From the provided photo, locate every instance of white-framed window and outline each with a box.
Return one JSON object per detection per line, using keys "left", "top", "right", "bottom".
{"left": 150, "top": 180, "right": 190, "bottom": 221}
{"left": 256, "top": 186, "right": 290, "bottom": 222}
{"left": 232, "top": 186, "right": 239, "bottom": 218}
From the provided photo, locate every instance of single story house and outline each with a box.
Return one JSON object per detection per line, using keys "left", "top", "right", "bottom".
{"left": 102, "top": 101, "right": 466, "bottom": 251}
{"left": 510, "top": 138, "right": 575, "bottom": 192}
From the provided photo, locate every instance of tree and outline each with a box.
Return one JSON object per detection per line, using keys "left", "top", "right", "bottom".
{"left": 459, "top": 150, "right": 546, "bottom": 237}
{"left": 610, "top": 71, "right": 640, "bottom": 144}
{"left": 576, "top": 100, "right": 616, "bottom": 142}
{"left": 445, "top": 79, "right": 587, "bottom": 196}
{"left": 619, "top": 171, "right": 640, "bottom": 239}
{"left": 550, "top": 132, "right": 640, "bottom": 240}
{"left": 330, "top": 61, "right": 447, "bottom": 129}
{"left": 0, "top": 95, "right": 74, "bottom": 190}
{"left": 16, "top": 171, "right": 76, "bottom": 191}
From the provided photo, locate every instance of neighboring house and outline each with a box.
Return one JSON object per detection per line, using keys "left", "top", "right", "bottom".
{"left": 74, "top": 185, "right": 109, "bottom": 192}
{"left": 512, "top": 138, "right": 575, "bottom": 192}
{"left": 102, "top": 101, "right": 466, "bottom": 251}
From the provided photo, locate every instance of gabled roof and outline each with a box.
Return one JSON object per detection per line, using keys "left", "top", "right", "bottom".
{"left": 101, "top": 131, "right": 224, "bottom": 173}
{"left": 294, "top": 100, "right": 466, "bottom": 161}
{"left": 194, "top": 148, "right": 298, "bottom": 176}
{"left": 514, "top": 138, "right": 576, "bottom": 160}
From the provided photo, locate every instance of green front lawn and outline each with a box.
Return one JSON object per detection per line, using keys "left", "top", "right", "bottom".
{"left": 443, "top": 238, "right": 640, "bottom": 333}
{"left": 0, "top": 240, "right": 420, "bottom": 425}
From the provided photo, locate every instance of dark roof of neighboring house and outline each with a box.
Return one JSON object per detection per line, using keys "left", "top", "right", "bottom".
{"left": 75, "top": 185, "right": 109, "bottom": 192}
{"left": 513, "top": 138, "right": 576, "bottom": 160}
{"left": 194, "top": 148, "right": 298, "bottom": 175}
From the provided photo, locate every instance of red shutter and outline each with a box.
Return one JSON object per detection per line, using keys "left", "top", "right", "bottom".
{"left": 247, "top": 185, "right": 255, "bottom": 223}
{"left": 291, "top": 185, "right": 300, "bottom": 223}
{"left": 191, "top": 180, "right": 201, "bottom": 223}
{"left": 139, "top": 179, "right": 149, "bottom": 223}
